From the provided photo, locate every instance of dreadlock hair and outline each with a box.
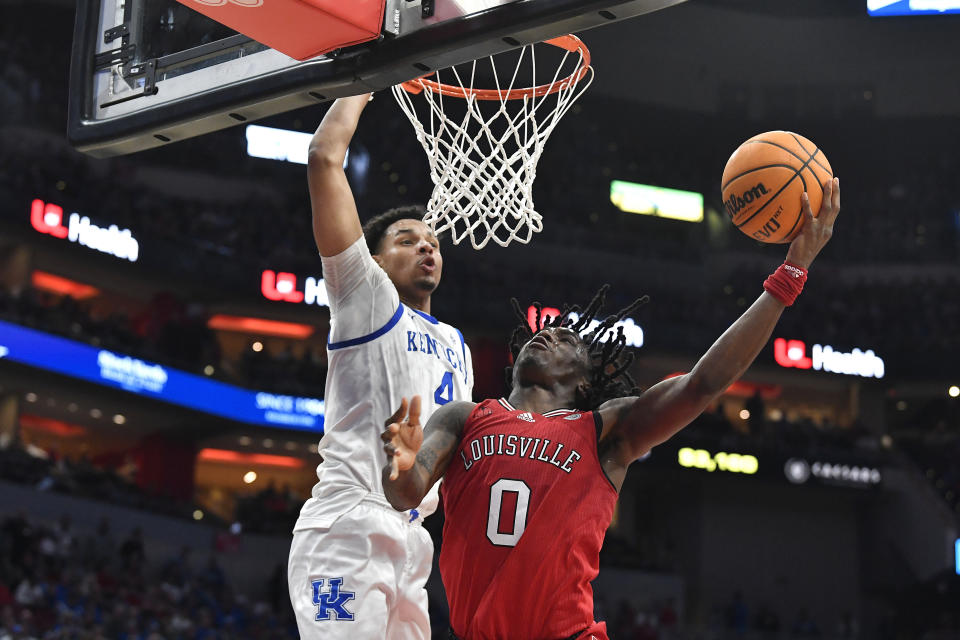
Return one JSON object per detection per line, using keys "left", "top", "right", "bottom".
{"left": 362, "top": 205, "right": 429, "bottom": 254}
{"left": 505, "top": 285, "right": 650, "bottom": 411}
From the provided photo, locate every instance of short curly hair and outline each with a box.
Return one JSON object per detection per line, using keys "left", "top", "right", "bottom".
{"left": 506, "top": 285, "right": 649, "bottom": 411}
{"left": 362, "top": 205, "right": 428, "bottom": 254}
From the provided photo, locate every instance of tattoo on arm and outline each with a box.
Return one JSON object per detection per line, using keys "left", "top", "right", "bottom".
{"left": 409, "top": 401, "right": 474, "bottom": 488}
{"left": 415, "top": 446, "right": 439, "bottom": 475}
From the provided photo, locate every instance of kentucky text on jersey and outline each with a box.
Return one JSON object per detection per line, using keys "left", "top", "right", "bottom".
{"left": 460, "top": 433, "right": 582, "bottom": 473}
{"left": 407, "top": 329, "right": 467, "bottom": 379}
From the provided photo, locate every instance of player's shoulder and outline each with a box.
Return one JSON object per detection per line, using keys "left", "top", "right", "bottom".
{"left": 461, "top": 398, "right": 505, "bottom": 422}
{"left": 429, "top": 400, "right": 477, "bottom": 435}
{"left": 542, "top": 407, "right": 586, "bottom": 419}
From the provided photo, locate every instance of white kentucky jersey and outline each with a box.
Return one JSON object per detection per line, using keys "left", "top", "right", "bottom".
{"left": 294, "top": 236, "right": 473, "bottom": 531}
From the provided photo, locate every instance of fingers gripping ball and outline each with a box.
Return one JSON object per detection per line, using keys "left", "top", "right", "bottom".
{"left": 721, "top": 131, "right": 833, "bottom": 243}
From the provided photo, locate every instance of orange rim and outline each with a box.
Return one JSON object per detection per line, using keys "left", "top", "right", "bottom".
{"left": 398, "top": 34, "right": 591, "bottom": 101}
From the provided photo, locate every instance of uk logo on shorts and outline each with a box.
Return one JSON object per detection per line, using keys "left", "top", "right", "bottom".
{"left": 311, "top": 577, "right": 355, "bottom": 621}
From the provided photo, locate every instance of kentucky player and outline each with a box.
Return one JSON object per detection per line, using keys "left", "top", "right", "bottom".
{"left": 382, "top": 179, "right": 840, "bottom": 639}
{"left": 288, "top": 93, "right": 473, "bottom": 639}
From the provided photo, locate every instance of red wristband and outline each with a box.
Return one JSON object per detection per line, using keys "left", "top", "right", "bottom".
{"left": 763, "top": 262, "right": 807, "bottom": 306}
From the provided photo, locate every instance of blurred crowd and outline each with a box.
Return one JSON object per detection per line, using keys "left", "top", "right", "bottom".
{"left": 592, "top": 587, "right": 959, "bottom": 640}
{"left": 0, "top": 445, "right": 206, "bottom": 525}
{"left": 891, "top": 397, "right": 960, "bottom": 516}
{"left": 2, "top": 503, "right": 955, "bottom": 640}
{"left": 0, "top": 437, "right": 296, "bottom": 535}
{"left": 0, "top": 512, "right": 295, "bottom": 640}
{"left": 682, "top": 396, "right": 886, "bottom": 464}
{"left": 606, "top": 590, "right": 857, "bottom": 640}
{"left": 233, "top": 484, "right": 301, "bottom": 536}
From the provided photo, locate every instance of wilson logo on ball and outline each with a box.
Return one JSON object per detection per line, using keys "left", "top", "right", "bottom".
{"left": 723, "top": 183, "right": 769, "bottom": 219}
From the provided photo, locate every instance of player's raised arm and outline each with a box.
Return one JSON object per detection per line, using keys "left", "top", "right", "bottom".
{"left": 381, "top": 397, "right": 475, "bottom": 511}
{"left": 307, "top": 94, "right": 371, "bottom": 257}
{"left": 599, "top": 179, "right": 841, "bottom": 475}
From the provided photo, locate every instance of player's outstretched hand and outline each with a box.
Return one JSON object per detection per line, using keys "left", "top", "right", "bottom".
{"left": 785, "top": 177, "right": 841, "bottom": 270}
{"left": 382, "top": 396, "right": 423, "bottom": 481}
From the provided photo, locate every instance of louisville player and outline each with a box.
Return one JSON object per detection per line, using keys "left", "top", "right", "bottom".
{"left": 382, "top": 180, "right": 840, "bottom": 639}
{"left": 288, "top": 93, "right": 474, "bottom": 639}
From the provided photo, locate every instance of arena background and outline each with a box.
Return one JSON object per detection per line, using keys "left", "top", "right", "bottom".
{"left": 1, "top": 0, "right": 959, "bottom": 638}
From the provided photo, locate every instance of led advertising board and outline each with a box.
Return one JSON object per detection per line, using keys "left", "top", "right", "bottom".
{"left": 774, "top": 338, "right": 885, "bottom": 379}
{"left": 610, "top": 181, "right": 704, "bottom": 223}
{"left": 30, "top": 199, "right": 139, "bottom": 262}
{"left": 0, "top": 320, "right": 324, "bottom": 431}
{"left": 261, "top": 270, "right": 328, "bottom": 307}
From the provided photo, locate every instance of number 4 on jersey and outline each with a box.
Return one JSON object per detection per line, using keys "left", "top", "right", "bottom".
{"left": 434, "top": 371, "right": 454, "bottom": 405}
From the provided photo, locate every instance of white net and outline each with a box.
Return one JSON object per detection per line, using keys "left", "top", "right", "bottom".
{"left": 391, "top": 37, "right": 593, "bottom": 249}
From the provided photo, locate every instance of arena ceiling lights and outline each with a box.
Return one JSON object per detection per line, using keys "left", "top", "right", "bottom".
{"left": 198, "top": 448, "right": 306, "bottom": 469}
{"left": 207, "top": 315, "right": 315, "bottom": 339}
{"left": 31, "top": 271, "right": 101, "bottom": 300}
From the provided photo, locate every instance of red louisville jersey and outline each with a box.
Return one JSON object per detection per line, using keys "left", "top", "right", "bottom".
{"left": 440, "top": 398, "right": 617, "bottom": 640}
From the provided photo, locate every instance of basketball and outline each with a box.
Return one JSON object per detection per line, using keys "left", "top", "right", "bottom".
{"left": 721, "top": 131, "right": 833, "bottom": 244}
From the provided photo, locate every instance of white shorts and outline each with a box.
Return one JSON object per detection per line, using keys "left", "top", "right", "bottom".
{"left": 288, "top": 496, "right": 433, "bottom": 640}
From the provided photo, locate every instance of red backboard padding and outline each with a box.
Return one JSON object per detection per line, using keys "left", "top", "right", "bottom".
{"left": 176, "top": 0, "right": 385, "bottom": 61}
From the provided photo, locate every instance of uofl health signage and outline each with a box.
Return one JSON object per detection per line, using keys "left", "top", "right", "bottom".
{"left": 526, "top": 305, "right": 644, "bottom": 348}
{"left": 30, "top": 199, "right": 139, "bottom": 262}
{"left": 774, "top": 338, "right": 885, "bottom": 379}
{"left": 261, "top": 270, "right": 328, "bottom": 307}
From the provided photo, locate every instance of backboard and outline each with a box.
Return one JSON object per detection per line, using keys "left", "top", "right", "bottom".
{"left": 68, "top": 0, "right": 687, "bottom": 157}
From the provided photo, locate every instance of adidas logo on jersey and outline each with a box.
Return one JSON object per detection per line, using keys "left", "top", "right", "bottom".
{"left": 517, "top": 412, "right": 535, "bottom": 423}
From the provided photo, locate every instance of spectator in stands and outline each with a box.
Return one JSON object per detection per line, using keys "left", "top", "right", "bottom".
{"left": 835, "top": 610, "right": 859, "bottom": 639}
{"left": 119, "top": 527, "right": 145, "bottom": 573}
{"left": 755, "top": 603, "right": 782, "bottom": 635}
{"left": 792, "top": 608, "right": 821, "bottom": 637}
{"left": 725, "top": 591, "right": 749, "bottom": 635}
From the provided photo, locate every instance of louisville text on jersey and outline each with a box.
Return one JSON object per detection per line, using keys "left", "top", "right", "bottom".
{"left": 460, "top": 433, "right": 582, "bottom": 473}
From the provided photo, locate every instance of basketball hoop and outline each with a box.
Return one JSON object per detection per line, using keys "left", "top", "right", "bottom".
{"left": 392, "top": 35, "right": 593, "bottom": 249}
